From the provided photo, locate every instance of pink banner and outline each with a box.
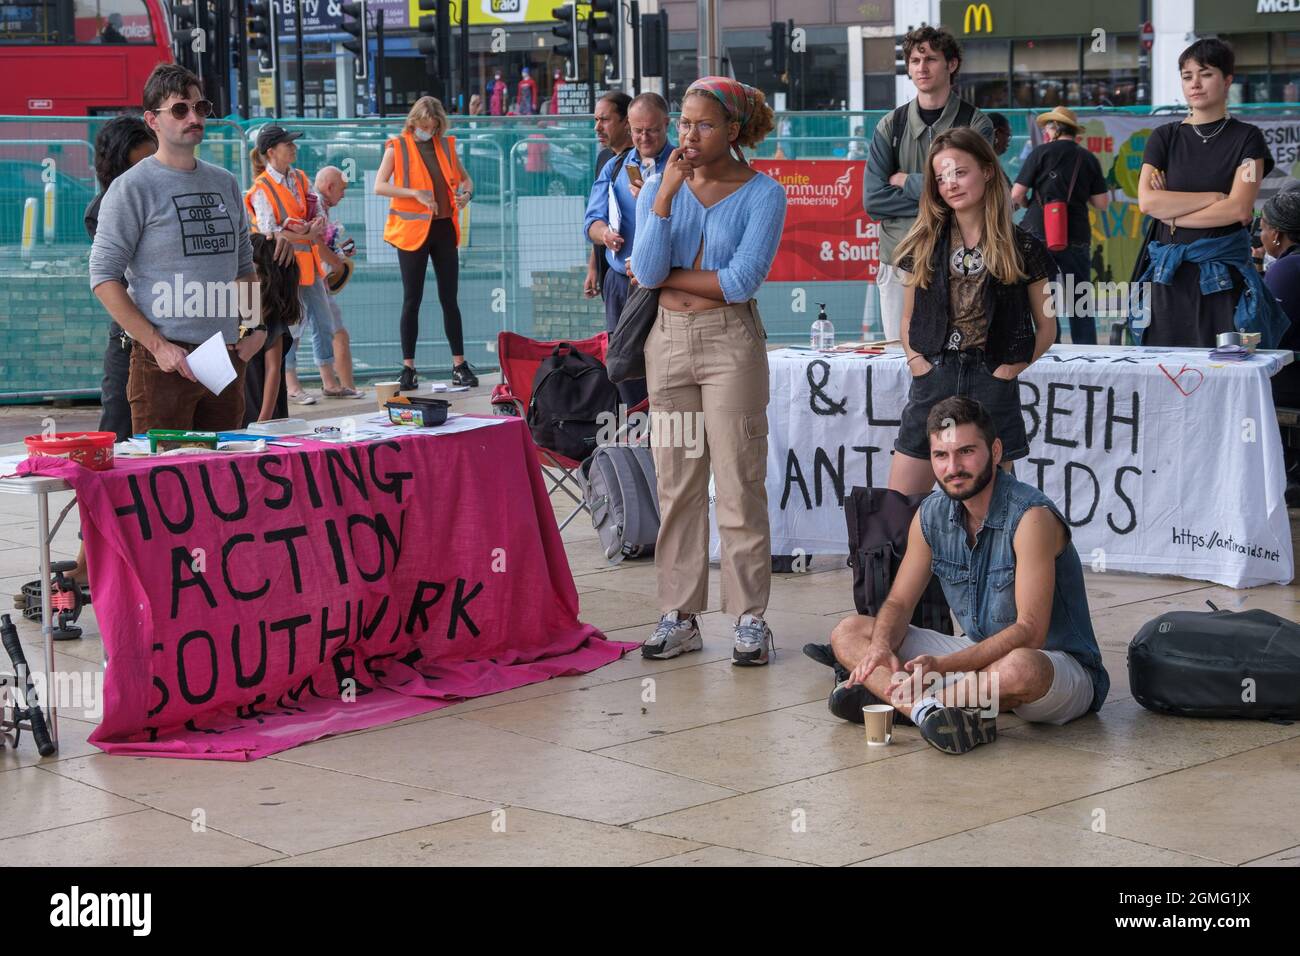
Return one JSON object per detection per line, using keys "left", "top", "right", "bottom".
{"left": 21, "top": 418, "right": 632, "bottom": 760}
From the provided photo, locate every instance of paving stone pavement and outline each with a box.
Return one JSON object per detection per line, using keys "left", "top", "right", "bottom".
{"left": 1, "top": 379, "right": 1296, "bottom": 866}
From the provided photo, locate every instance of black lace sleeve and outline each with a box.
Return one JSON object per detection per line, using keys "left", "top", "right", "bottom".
{"left": 1016, "top": 229, "right": 1053, "bottom": 285}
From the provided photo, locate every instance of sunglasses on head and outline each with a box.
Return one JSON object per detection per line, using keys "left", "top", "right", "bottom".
{"left": 153, "top": 99, "right": 214, "bottom": 120}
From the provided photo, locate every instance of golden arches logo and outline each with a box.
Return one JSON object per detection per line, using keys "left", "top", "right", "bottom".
{"left": 964, "top": 3, "right": 993, "bottom": 33}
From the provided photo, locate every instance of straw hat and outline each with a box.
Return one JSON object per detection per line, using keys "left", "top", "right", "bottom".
{"left": 325, "top": 257, "right": 354, "bottom": 296}
{"left": 1036, "top": 106, "right": 1082, "bottom": 134}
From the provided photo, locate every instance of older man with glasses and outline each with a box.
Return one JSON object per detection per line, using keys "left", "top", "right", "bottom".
{"left": 89, "top": 63, "right": 260, "bottom": 433}
{"left": 583, "top": 92, "right": 675, "bottom": 407}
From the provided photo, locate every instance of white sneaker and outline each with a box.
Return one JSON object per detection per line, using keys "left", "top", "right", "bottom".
{"left": 642, "top": 611, "right": 703, "bottom": 660}
{"left": 732, "top": 614, "right": 774, "bottom": 666}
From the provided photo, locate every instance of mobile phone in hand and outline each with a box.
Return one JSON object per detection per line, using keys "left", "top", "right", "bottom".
{"left": 625, "top": 163, "right": 644, "bottom": 188}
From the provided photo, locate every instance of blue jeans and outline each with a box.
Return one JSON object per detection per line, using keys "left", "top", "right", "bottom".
{"left": 1051, "top": 243, "right": 1096, "bottom": 345}
{"left": 287, "top": 279, "right": 338, "bottom": 369}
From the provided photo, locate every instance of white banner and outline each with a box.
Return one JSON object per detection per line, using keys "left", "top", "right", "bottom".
{"left": 709, "top": 347, "right": 1295, "bottom": 589}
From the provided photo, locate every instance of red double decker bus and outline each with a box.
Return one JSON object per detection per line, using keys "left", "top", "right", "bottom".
{"left": 0, "top": 0, "right": 173, "bottom": 115}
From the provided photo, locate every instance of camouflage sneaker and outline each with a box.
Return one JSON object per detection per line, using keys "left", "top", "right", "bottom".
{"left": 732, "top": 615, "right": 774, "bottom": 667}
{"left": 642, "top": 611, "right": 702, "bottom": 660}
{"left": 916, "top": 706, "right": 997, "bottom": 755}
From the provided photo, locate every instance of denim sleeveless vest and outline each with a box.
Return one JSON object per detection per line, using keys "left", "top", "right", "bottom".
{"left": 919, "top": 472, "right": 1109, "bottom": 712}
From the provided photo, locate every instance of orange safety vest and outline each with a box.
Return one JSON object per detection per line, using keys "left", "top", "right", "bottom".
{"left": 248, "top": 167, "right": 323, "bottom": 286}
{"left": 383, "top": 130, "right": 460, "bottom": 250}
{"left": 244, "top": 188, "right": 258, "bottom": 233}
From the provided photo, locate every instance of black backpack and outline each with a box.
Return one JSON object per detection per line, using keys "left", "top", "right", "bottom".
{"left": 1129, "top": 605, "right": 1300, "bottom": 720}
{"left": 802, "top": 486, "right": 954, "bottom": 678}
{"left": 526, "top": 342, "right": 621, "bottom": 462}
{"left": 844, "top": 486, "right": 955, "bottom": 634}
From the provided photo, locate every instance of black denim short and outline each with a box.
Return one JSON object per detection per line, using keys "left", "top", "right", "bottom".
{"left": 894, "top": 349, "right": 1030, "bottom": 461}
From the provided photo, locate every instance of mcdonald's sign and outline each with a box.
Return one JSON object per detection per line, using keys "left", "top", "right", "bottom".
{"left": 963, "top": 2, "right": 993, "bottom": 32}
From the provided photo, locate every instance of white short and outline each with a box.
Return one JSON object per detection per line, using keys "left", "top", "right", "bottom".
{"left": 897, "top": 625, "right": 1096, "bottom": 725}
{"left": 875, "top": 262, "right": 906, "bottom": 343}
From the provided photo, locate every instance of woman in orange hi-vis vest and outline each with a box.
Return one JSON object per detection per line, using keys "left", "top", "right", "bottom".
{"left": 375, "top": 96, "right": 476, "bottom": 391}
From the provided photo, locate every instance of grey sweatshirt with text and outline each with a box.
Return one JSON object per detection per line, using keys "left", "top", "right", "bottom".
{"left": 89, "top": 155, "right": 254, "bottom": 345}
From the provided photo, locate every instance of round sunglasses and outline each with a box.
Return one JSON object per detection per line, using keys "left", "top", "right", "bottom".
{"left": 151, "top": 99, "right": 214, "bottom": 120}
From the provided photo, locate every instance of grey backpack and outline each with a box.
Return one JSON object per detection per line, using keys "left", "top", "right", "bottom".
{"left": 580, "top": 445, "right": 660, "bottom": 564}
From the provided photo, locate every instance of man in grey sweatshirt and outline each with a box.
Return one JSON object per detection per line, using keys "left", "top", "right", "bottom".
{"left": 89, "top": 63, "right": 261, "bottom": 434}
{"left": 864, "top": 26, "right": 992, "bottom": 343}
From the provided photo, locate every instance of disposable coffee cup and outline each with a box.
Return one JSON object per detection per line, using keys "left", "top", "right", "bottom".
{"left": 374, "top": 381, "right": 400, "bottom": 408}
{"left": 863, "top": 704, "right": 894, "bottom": 746}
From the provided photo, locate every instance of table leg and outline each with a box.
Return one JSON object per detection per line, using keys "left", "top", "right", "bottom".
{"left": 36, "top": 492, "right": 58, "bottom": 750}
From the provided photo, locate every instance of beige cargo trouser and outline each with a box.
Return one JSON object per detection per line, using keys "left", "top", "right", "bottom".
{"left": 643, "top": 300, "right": 771, "bottom": 620}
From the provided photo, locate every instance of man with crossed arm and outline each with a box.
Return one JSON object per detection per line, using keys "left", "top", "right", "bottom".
{"left": 826, "top": 396, "right": 1109, "bottom": 754}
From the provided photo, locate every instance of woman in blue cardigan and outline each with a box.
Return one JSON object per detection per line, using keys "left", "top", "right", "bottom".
{"left": 629, "top": 77, "right": 787, "bottom": 667}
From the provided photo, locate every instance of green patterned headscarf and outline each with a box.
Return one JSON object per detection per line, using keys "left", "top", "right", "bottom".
{"left": 685, "top": 76, "right": 761, "bottom": 129}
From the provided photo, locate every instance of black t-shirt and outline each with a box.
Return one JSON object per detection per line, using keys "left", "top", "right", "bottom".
{"left": 1015, "top": 140, "right": 1107, "bottom": 247}
{"left": 594, "top": 146, "right": 615, "bottom": 185}
{"left": 917, "top": 105, "right": 943, "bottom": 128}
{"left": 1142, "top": 117, "right": 1274, "bottom": 245}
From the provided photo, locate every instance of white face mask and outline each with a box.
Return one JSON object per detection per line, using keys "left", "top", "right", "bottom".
{"left": 413, "top": 128, "right": 434, "bottom": 142}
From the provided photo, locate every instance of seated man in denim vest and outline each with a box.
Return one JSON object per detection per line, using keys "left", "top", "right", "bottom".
{"left": 827, "top": 396, "right": 1109, "bottom": 754}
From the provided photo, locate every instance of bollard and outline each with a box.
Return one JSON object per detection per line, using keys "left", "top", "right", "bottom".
{"left": 21, "top": 196, "right": 37, "bottom": 260}
{"left": 43, "top": 181, "right": 56, "bottom": 244}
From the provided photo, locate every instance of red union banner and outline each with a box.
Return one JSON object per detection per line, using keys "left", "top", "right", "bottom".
{"left": 752, "top": 159, "right": 880, "bottom": 282}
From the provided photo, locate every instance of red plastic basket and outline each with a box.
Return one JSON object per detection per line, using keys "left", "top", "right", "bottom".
{"left": 25, "top": 432, "right": 116, "bottom": 471}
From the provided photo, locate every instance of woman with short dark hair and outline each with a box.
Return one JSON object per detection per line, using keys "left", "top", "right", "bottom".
{"left": 1137, "top": 38, "right": 1287, "bottom": 348}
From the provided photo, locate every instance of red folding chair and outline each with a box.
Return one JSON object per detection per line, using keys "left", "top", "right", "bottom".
{"left": 496, "top": 330, "right": 649, "bottom": 531}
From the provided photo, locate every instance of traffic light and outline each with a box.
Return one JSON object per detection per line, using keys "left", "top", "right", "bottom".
{"left": 641, "top": 11, "right": 667, "bottom": 77}
{"left": 589, "top": 0, "right": 620, "bottom": 83}
{"left": 551, "top": 5, "right": 576, "bottom": 61}
{"left": 173, "top": 1, "right": 196, "bottom": 70}
{"left": 340, "top": 0, "right": 368, "bottom": 79}
{"left": 416, "top": 0, "right": 449, "bottom": 84}
{"left": 770, "top": 21, "right": 787, "bottom": 78}
{"left": 246, "top": 0, "right": 276, "bottom": 75}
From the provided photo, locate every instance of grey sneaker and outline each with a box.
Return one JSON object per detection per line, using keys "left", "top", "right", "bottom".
{"left": 732, "top": 614, "right": 774, "bottom": 666}
{"left": 642, "top": 611, "right": 702, "bottom": 660}
{"left": 916, "top": 706, "right": 997, "bottom": 755}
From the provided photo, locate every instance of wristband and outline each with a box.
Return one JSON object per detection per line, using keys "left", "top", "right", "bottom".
{"left": 906, "top": 353, "right": 926, "bottom": 365}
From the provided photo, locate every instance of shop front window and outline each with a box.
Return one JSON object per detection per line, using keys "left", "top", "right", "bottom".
{"left": 1215, "top": 32, "right": 1270, "bottom": 105}
{"left": 1272, "top": 32, "right": 1300, "bottom": 103}
{"left": 1081, "top": 33, "right": 1138, "bottom": 106}
{"left": 862, "top": 36, "right": 896, "bottom": 110}
{"left": 961, "top": 38, "right": 1011, "bottom": 109}
{"left": 1012, "top": 38, "right": 1080, "bottom": 108}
